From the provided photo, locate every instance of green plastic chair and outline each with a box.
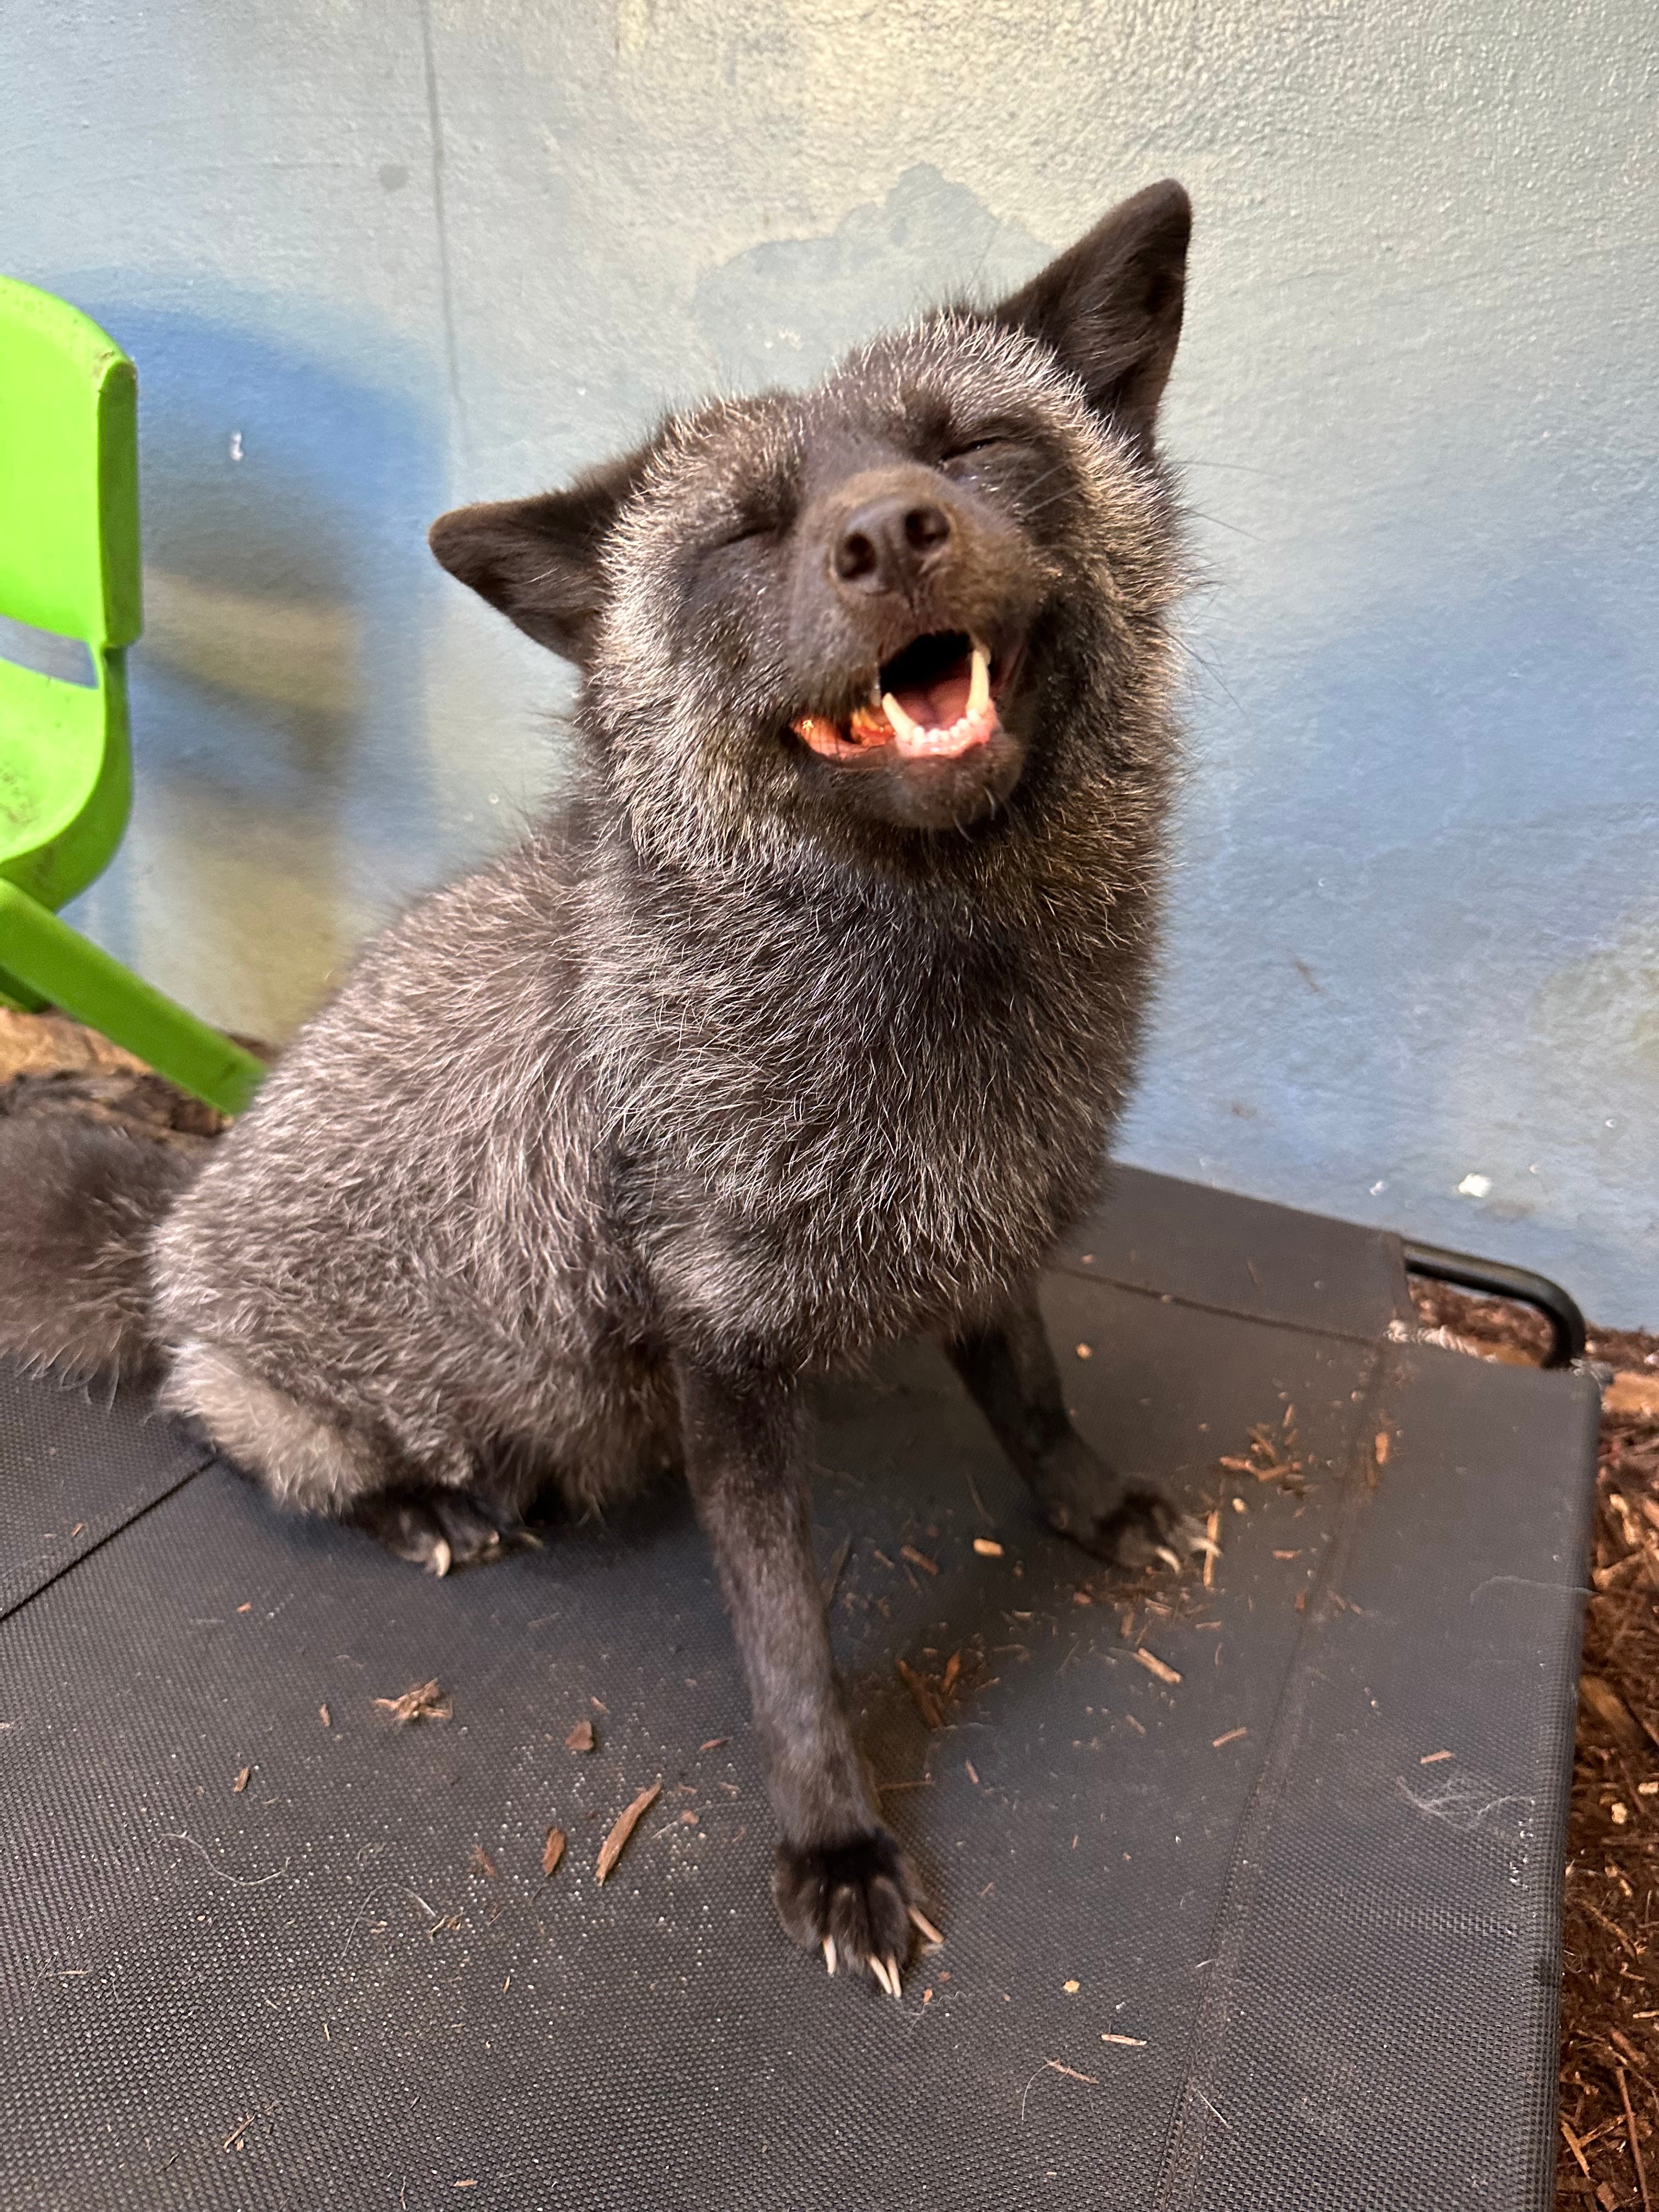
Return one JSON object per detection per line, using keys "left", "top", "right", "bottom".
{"left": 0, "top": 278, "right": 266, "bottom": 1116}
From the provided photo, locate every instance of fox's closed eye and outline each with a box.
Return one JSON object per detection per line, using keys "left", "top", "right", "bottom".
{"left": 709, "top": 519, "right": 776, "bottom": 549}
{"left": 940, "top": 428, "right": 1026, "bottom": 466}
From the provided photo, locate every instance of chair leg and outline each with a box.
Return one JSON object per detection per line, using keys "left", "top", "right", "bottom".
{"left": 0, "top": 962, "right": 49, "bottom": 1013}
{"left": 0, "top": 879, "right": 267, "bottom": 1117}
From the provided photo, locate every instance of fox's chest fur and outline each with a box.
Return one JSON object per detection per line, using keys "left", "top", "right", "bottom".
{"left": 583, "top": 824, "right": 1155, "bottom": 1362}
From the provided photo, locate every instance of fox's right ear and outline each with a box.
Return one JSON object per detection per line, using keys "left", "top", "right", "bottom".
{"left": 994, "top": 180, "right": 1191, "bottom": 456}
{"left": 427, "top": 445, "right": 654, "bottom": 666}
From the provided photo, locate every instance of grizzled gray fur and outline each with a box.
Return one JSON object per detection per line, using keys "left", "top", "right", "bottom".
{"left": 0, "top": 180, "right": 1192, "bottom": 1993}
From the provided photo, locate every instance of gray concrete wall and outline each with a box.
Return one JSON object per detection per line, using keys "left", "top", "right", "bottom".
{"left": 7, "top": 0, "right": 1656, "bottom": 1319}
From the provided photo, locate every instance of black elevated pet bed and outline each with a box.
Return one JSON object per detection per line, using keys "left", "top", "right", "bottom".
{"left": 0, "top": 1169, "right": 1598, "bottom": 2209}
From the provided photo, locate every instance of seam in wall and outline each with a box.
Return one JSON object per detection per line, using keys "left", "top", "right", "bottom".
{"left": 416, "top": 0, "right": 466, "bottom": 442}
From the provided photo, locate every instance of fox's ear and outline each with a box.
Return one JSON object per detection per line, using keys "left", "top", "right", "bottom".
{"left": 427, "top": 445, "right": 654, "bottom": 665}
{"left": 994, "top": 180, "right": 1190, "bottom": 454}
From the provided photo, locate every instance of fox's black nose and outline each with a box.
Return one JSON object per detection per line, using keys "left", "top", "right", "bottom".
{"left": 832, "top": 494, "right": 953, "bottom": 596}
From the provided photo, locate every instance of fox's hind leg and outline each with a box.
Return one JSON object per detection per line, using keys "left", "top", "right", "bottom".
{"left": 163, "top": 1337, "right": 530, "bottom": 1575}
{"left": 949, "top": 1279, "right": 1188, "bottom": 1568}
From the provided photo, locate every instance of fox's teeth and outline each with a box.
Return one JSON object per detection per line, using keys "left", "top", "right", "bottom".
{"left": 882, "top": 691, "right": 923, "bottom": 745}
{"left": 968, "top": 642, "right": 991, "bottom": 714}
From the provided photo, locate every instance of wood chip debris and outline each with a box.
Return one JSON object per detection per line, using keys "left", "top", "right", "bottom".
{"left": 1101, "top": 2032, "right": 1148, "bottom": 2047}
{"left": 565, "top": 1719, "right": 596, "bottom": 1752}
{"left": 1374, "top": 1430, "right": 1391, "bottom": 1467}
{"left": 1211, "top": 1727, "right": 1247, "bottom": 1749}
{"left": 1132, "top": 1647, "right": 1181, "bottom": 1688}
{"left": 232, "top": 1765, "right": 252, "bottom": 1793}
{"left": 1581, "top": 1671, "right": 1656, "bottom": 1752}
{"left": 1608, "top": 1372, "right": 1659, "bottom": 1419}
{"left": 1618, "top": 2066, "right": 1654, "bottom": 2212}
{"left": 900, "top": 1544, "right": 939, "bottom": 1576}
{"left": 1045, "top": 2059, "right": 1098, "bottom": 2084}
{"left": 595, "top": 1782, "right": 661, "bottom": 1883}
{"left": 1075, "top": 1344, "right": 1092, "bottom": 1361}
{"left": 1419, "top": 1749, "right": 1453, "bottom": 1765}
{"left": 1220, "top": 1419, "right": 1306, "bottom": 1494}
{"left": 1202, "top": 1508, "right": 1220, "bottom": 1589}
{"left": 973, "top": 1538, "right": 1004, "bottom": 1558}
{"left": 897, "top": 1657, "right": 945, "bottom": 1730}
{"left": 1560, "top": 2115, "right": 1594, "bottom": 2182}
{"left": 374, "top": 1678, "right": 451, "bottom": 1725}
{"left": 698, "top": 1737, "right": 729, "bottom": 1752}
{"left": 469, "top": 1844, "right": 499, "bottom": 1880}
{"left": 541, "top": 1827, "right": 566, "bottom": 1877}
{"left": 318, "top": 1705, "right": 330, "bottom": 1728}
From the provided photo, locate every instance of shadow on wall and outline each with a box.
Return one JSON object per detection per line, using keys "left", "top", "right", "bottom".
{"left": 60, "top": 291, "right": 445, "bottom": 1041}
{"left": 692, "top": 163, "right": 1046, "bottom": 394}
{"left": 1124, "top": 554, "right": 1659, "bottom": 1312}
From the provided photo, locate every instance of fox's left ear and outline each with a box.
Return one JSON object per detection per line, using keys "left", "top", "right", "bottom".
{"left": 427, "top": 443, "right": 655, "bottom": 667}
{"left": 994, "top": 180, "right": 1191, "bottom": 455}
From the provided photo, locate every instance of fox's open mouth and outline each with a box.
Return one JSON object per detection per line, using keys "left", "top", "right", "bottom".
{"left": 792, "top": 631, "right": 1015, "bottom": 763}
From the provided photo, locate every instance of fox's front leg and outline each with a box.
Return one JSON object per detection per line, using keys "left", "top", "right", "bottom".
{"left": 674, "top": 1353, "right": 918, "bottom": 1994}
{"left": 949, "top": 1277, "right": 1177, "bottom": 1565}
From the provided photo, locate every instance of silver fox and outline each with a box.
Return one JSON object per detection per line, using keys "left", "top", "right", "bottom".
{"left": 0, "top": 180, "right": 1192, "bottom": 1993}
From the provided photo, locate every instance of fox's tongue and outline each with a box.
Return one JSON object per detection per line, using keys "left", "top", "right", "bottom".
{"left": 879, "top": 639, "right": 996, "bottom": 758}
{"left": 893, "top": 662, "right": 973, "bottom": 731}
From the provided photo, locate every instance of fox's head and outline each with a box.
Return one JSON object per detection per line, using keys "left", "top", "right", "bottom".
{"left": 431, "top": 181, "right": 1189, "bottom": 868}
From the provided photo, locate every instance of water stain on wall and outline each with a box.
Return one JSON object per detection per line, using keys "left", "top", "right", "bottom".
{"left": 691, "top": 164, "right": 1046, "bottom": 395}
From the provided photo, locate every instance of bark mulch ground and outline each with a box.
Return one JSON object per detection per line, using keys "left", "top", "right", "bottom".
{"left": 2, "top": 1009, "right": 1655, "bottom": 2205}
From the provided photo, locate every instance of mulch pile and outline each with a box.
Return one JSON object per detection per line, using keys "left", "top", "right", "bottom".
{"left": 0, "top": 1006, "right": 235, "bottom": 1154}
{"left": 2, "top": 1009, "right": 1655, "bottom": 2204}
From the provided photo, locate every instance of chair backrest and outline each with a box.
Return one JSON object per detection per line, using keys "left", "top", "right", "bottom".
{"left": 0, "top": 279, "right": 140, "bottom": 657}
{"left": 0, "top": 282, "right": 141, "bottom": 907}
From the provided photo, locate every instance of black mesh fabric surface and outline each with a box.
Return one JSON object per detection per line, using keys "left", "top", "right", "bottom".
{"left": 0, "top": 1169, "right": 1598, "bottom": 2209}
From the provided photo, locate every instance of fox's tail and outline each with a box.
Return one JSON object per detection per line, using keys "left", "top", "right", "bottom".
{"left": 0, "top": 1116, "right": 197, "bottom": 1383}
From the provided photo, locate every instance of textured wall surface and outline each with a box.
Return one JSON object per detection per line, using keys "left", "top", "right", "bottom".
{"left": 6, "top": 0, "right": 1656, "bottom": 1317}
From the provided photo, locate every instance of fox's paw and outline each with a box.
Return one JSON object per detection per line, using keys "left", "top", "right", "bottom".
{"left": 1034, "top": 1435, "right": 1195, "bottom": 1571}
{"left": 772, "top": 1829, "right": 934, "bottom": 1997}
{"left": 346, "top": 1485, "right": 537, "bottom": 1577}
